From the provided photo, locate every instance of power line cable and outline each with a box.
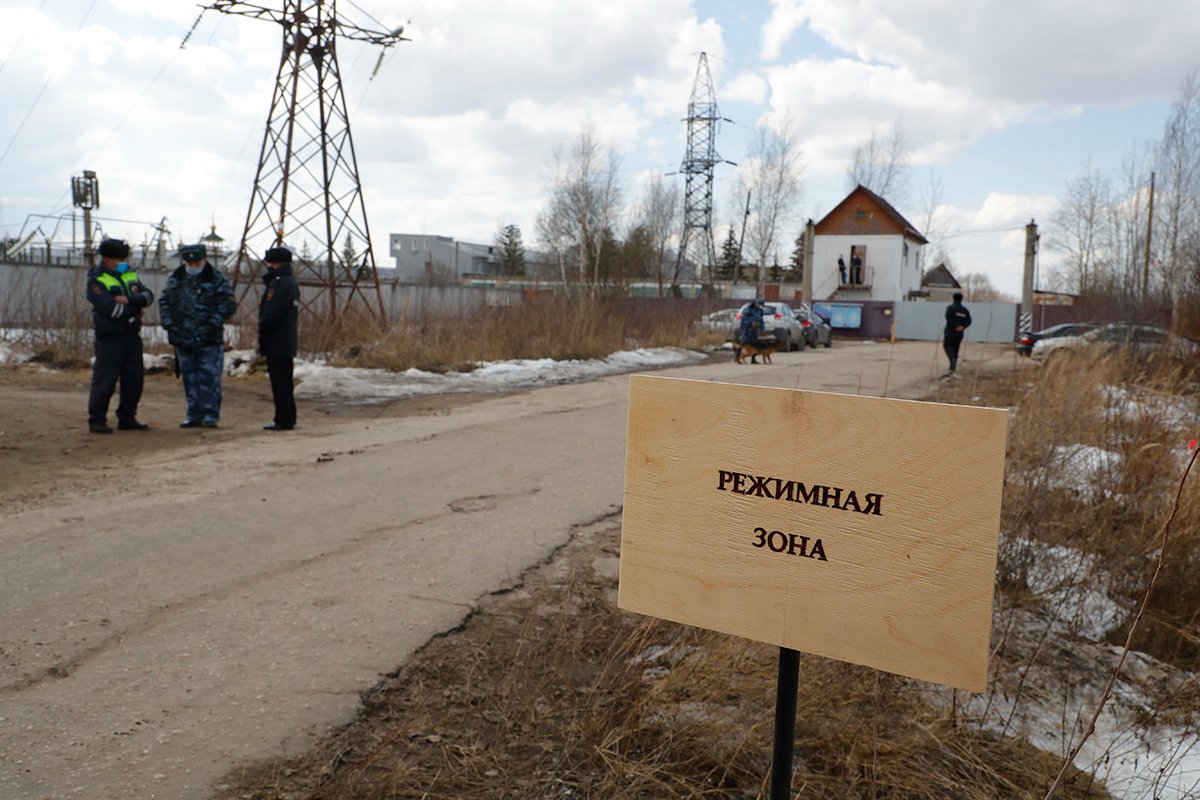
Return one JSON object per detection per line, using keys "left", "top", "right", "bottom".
{"left": 0, "top": 0, "right": 50, "bottom": 76}
{"left": 0, "top": 0, "right": 98, "bottom": 168}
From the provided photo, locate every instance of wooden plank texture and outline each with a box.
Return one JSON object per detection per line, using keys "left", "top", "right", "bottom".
{"left": 618, "top": 375, "right": 1008, "bottom": 692}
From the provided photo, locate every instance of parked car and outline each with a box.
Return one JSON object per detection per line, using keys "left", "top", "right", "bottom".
{"left": 1030, "top": 322, "right": 1196, "bottom": 364}
{"left": 696, "top": 307, "right": 742, "bottom": 333}
{"left": 1014, "top": 322, "right": 1098, "bottom": 356}
{"left": 733, "top": 301, "right": 803, "bottom": 351}
{"left": 794, "top": 304, "right": 833, "bottom": 349}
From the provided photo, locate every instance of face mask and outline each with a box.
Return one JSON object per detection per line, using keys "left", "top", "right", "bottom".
{"left": 186, "top": 265, "right": 204, "bottom": 277}
{"left": 116, "top": 262, "right": 130, "bottom": 274}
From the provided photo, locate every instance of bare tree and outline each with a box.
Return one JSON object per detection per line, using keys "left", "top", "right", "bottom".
{"left": 639, "top": 175, "right": 681, "bottom": 296}
{"left": 1154, "top": 70, "right": 1200, "bottom": 306}
{"left": 1049, "top": 161, "right": 1112, "bottom": 296}
{"left": 958, "top": 271, "right": 1010, "bottom": 303}
{"left": 535, "top": 126, "right": 625, "bottom": 292}
{"left": 737, "top": 120, "right": 804, "bottom": 293}
{"left": 847, "top": 121, "right": 910, "bottom": 203}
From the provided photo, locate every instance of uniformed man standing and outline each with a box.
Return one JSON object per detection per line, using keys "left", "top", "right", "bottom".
{"left": 159, "top": 243, "right": 236, "bottom": 428}
{"left": 258, "top": 246, "right": 299, "bottom": 431}
{"left": 943, "top": 291, "right": 972, "bottom": 374}
{"left": 86, "top": 238, "right": 154, "bottom": 433}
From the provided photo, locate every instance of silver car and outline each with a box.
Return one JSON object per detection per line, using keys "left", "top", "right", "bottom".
{"left": 735, "top": 301, "right": 832, "bottom": 351}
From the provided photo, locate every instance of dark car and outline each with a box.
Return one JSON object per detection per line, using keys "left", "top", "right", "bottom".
{"left": 1015, "top": 322, "right": 1098, "bottom": 356}
{"left": 794, "top": 304, "right": 833, "bottom": 349}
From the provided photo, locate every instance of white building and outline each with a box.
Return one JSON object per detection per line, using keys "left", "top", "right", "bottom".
{"left": 811, "top": 185, "right": 928, "bottom": 304}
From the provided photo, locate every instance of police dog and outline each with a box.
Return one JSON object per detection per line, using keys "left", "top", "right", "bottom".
{"left": 735, "top": 336, "right": 779, "bottom": 364}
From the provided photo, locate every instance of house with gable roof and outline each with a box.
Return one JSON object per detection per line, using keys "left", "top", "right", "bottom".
{"left": 810, "top": 185, "right": 928, "bottom": 304}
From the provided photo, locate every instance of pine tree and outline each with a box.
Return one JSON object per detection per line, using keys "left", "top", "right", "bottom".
{"left": 495, "top": 224, "right": 526, "bottom": 275}
{"left": 716, "top": 228, "right": 739, "bottom": 281}
{"left": 789, "top": 232, "right": 804, "bottom": 282}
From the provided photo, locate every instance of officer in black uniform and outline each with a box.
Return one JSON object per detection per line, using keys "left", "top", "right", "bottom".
{"left": 943, "top": 291, "right": 972, "bottom": 374}
{"left": 86, "top": 238, "right": 155, "bottom": 433}
{"left": 258, "top": 246, "right": 300, "bottom": 430}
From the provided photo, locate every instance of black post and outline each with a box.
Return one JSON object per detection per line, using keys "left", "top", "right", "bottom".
{"left": 770, "top": 647, "right": 800, "bottom": 799}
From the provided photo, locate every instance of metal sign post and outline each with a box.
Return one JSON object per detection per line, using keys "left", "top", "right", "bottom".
{"left": 770, "top": 647, "right": 801, "bottom": 799}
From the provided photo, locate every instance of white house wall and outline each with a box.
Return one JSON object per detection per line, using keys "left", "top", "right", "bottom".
{"left": 812, "top": 234, "right": 924, "bottom": 303}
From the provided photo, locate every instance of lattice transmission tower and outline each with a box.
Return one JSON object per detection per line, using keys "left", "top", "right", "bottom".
{"left": 674, "top": 52, "right": 727, "bottom": 289}
{"left": 200, "top": 0, "right": 408, "bottom": 325}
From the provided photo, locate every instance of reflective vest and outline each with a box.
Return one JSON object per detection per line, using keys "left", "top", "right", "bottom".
{"left": 95, "top": 270, "right": 141, "bottom": 294}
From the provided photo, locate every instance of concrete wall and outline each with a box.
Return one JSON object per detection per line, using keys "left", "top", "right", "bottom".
{"left": 893, "top": 300, "right": 1018, "bottom": 344}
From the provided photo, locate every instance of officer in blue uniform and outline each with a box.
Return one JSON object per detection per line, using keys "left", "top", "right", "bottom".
{"left": 258, "top": 246, "right": 300, "bottom": 431}
{"left": 739, "top": 297, "right": 766, "bottom": 363}
{"left": 160, "top": 243, "right": 236, "bottom": 428}
{"left": 86, "top": 238, "right": 154, "bottom": 433}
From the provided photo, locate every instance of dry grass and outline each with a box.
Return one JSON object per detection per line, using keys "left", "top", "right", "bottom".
{"left": 317, "top": 296, "right": 728, "bottom": 371}
{"left": 217, "top": 522, "right": 1105, "bottom": 800}
{"left": 215, "top": 341, "right": 1200, "bottom": 800}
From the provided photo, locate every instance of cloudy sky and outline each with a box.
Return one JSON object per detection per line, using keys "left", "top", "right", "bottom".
{"left": 2, "top": 0, "right": 1198, "bottom": 298}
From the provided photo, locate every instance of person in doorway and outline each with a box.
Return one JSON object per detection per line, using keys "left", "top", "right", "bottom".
{"left": 159, "top": 243, "right": 237, "bottom": 428}
{"left": 258, "top": 246, "right": 300, "bottom": 431}
{"left": 739, "top": 297, "right": 767, "bottom": 364}
{"left": 85, "top": 238, "right": 154, "bottom": 433}
{"left": 850, "top": 252, "right": 863, "bottom": 285}
{"left": 943, "top": 291, "right": 972, "bottom": 373}
{"left": 837, "top": 255, "right": 847, "bottom": 285}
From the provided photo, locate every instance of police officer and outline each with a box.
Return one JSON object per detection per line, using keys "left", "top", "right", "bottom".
{"left": 160, "top": 243, "right": 236, "bottom": 428}
{"left": 258, "top": 246, "right": 299, "bottom": 431}
{"left": 86, "top": 238, "right": 154, "bottom": 433}
{"left": 943, "top": 291, "right": 972, "bottom": 374}
{"left": 739, "top": 297, "right": 766, "bottom": 364}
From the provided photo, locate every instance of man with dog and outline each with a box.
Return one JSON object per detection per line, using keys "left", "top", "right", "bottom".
{"left": 738, "top": 297, "right": 767, "bottom": 364}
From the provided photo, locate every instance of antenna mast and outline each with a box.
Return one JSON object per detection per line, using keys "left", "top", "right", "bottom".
{"left": 205, "top": 0, "right": 408, "bottom": 329}
{"left": 674, "top": 53, "right": 723, "bottom": 292}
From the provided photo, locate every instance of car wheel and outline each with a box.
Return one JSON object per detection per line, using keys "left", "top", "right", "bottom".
{"left": 823, "top": 331, "right": 833, "bottom": 348}
{"left": 782, "top": 332, "right": 793, "bottom": 352}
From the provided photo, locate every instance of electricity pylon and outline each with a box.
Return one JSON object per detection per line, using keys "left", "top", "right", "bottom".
{"left": 202, "top": 0, "right": 407, "bottom": 325}
{"left": 673, "top": 52, "right": 726, "bottom": 290}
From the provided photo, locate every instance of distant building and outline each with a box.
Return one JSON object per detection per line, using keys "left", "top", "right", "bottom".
{"left": 919, "top": 262, "right": 961, "bottom": 302}
{"left": 388, "top": 233, "right": 497, "bottom": 284}
{"left": 811, "top": 185, "right": 928, "bottom": 303}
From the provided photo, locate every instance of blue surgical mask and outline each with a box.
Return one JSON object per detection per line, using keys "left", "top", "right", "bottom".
{"left": 116, "top": 262, "right": 130, "bottom": 274}
{"left": 186, "top": 265, "right": 204, "bottom": 277}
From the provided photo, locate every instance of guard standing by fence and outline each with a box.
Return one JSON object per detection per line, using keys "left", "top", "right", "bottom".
{"left": 85, "top": 238, "right": 154, "bottom": 433}
{"left": 258, "top": 246, "right": 299, "bottom": 431}
{"left": 160, "top": 243, "right": 237, "bottom": 428}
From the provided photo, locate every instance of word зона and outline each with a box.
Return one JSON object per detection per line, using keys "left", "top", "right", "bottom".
{"left": 717, "top": 469, "right": 884, "bottom": 516}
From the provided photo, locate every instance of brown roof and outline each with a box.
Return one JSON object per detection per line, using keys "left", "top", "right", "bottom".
{"left": 815, "top": 184, "right": 929, "bottom": 244}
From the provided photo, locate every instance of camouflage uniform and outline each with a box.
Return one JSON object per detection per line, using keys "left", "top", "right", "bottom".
{"left": 159, "top": 255, "right": 236, "bottom": 426}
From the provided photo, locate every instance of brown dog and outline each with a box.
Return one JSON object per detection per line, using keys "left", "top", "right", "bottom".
{"left": 735, "top": 339, "right": 778, "bottom": 364}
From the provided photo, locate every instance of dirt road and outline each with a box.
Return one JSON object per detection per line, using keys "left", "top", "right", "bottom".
{"left": 0, "top": 340, "right": 1016, "bottom": 799}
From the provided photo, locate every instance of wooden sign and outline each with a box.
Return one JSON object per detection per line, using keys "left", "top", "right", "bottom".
{"left": 618, "top": 375, "right": 1008, "bottom": 692}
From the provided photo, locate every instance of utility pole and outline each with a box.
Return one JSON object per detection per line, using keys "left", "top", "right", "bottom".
{"left": 1143, "top": 171, "right": 1155, "bottom": 303}
{"left": 201, "top": 0, "right": 407, "bottom": 330}
{"left": 733, "top": 189, "right": 751, "bottom": 291}
{"left": 70, "top": 170, "right": 99, "bottom": 268}
{"left": 1020, "top": 219, "right": 1038, "bottom": 338}
{"left": 801, "top": 219, "right": 814, "bottom": 308}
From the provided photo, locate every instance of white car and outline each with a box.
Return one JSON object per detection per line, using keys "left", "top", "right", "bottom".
{"left": 1030, "top": 322, "right": 1194, "bottom": 363}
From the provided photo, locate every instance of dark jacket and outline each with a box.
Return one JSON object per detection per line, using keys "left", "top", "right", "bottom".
{"left": 159, "top": 262, "right": 236, "bottom": 349}
{"left": 258, "top": 264, "right": 299, "bottom": 358}
{"left": 739, "top": 303, "right": 764, "bottom": 344}
{"left": 944, "top": 300, "right": 972, "bottom": 339}
{"left": 86, "top": 266, "right": 154, "bottom": 337}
